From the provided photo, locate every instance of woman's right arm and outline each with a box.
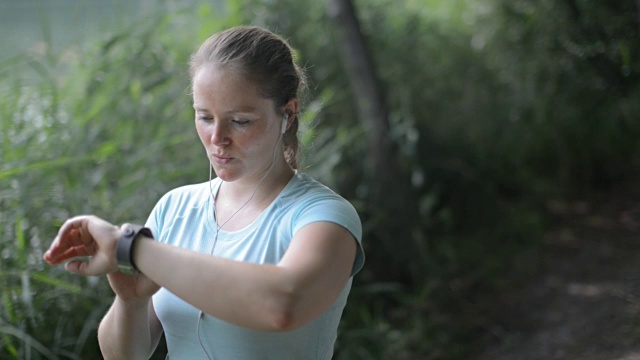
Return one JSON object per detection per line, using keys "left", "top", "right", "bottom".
{"left": 98, "top": 291, "right": 163, "bottom": 359}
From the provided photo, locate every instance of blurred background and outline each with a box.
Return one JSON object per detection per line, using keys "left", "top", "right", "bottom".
{"left": 1, "top": 0, "right": 639, "bottom": 359}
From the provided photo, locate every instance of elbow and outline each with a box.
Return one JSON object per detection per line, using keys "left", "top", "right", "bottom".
{"left": 267, "top": 288, "right": 306, "bottom": 332}
{"left": 271, "top": 308, "right": 297, "bottom": 331}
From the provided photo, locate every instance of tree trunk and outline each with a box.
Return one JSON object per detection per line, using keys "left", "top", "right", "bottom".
{"left": 325, "top": 0, "right": 399, "bottom": 208}
{"left": 326, "top": 0, "right": 420, "bottom": 282}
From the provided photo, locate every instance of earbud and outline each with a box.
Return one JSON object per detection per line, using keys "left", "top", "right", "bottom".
{"left": 281, "top": 114, "right": 288, "bottom": 134}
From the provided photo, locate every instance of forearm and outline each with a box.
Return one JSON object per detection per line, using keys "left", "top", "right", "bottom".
{"left": 129, "top": 222, "right": 355, "bottom": 332}
{"left": 98, "top": 297, "right": 155, "bottom": 360}
{"left": 134, "top": 238, "right": 300, "bottom": 331}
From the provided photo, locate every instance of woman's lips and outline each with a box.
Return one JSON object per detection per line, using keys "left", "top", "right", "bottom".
{"left": 211, "top": 154, "right": 234, "bottom": 165}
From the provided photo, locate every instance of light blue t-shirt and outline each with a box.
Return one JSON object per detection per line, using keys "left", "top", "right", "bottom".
{"left": 146, "top": 172, "right": 364, "bottom": 359}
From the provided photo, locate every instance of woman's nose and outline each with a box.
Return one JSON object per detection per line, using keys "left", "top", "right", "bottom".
{"left": 210, "top": 122, "right": 230, "bottom": 146}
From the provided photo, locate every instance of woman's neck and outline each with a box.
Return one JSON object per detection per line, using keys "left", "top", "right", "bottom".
{"left": 217, "top": 161, "right": 294, "bottom": 212}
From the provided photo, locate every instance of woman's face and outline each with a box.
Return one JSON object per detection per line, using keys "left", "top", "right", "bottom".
{"left": 192, "top": 65, "right": 284, "bottom": 184}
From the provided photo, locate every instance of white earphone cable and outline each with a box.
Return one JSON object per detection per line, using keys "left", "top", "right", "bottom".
{"left": 196, "top": 116, "right": 287, "bottom": 360}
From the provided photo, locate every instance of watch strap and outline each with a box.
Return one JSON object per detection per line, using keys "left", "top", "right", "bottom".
{"left": 116, "top": 224, "right": 153, "bottom": 275}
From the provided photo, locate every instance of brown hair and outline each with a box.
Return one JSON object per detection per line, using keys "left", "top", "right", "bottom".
{"left": 189, "top": 26, "right": 307, "bottom": 168}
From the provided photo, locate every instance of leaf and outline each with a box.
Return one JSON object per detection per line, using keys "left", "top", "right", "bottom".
{"left": 2, "top": 291, "right": 16, "bottom": 323}
{"left": 0, "top": 324, "right": 60, "bottom": 360}
{"left": 0, "top": 156, "right": 93, "bottom": 181}
{"left": 15, "top": 218, "right": 26, "bottom": 263}
{"left": 30, "top": 272, "right": 82, "bottom": 295}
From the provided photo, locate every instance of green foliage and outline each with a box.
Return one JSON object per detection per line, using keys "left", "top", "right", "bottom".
{"left": 1, "top": 0, "right": 638, "bottom": 359}
{"left": 485, "top": 0, "right": 640, "bottom": 190}
{"left": 233, "top": 0, "right": 638, "bottom": 358}
{"left": 0, "top": 8, "right": 223, "bottom": 358}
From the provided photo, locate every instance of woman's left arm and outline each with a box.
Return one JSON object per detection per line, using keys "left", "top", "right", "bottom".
{"left": 134, "top": 220, "right": 357, "bottom": 331}
{"left": 44, "top": 216, "right": 357, "bottom": 331}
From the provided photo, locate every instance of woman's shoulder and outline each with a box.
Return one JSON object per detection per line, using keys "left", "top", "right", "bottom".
{"left": 281, "top": 172, "right": 363, "bottom": 261}
{"left": 281, "top": 172, "right": 359, "bottom": 216}
{"left": 284, "top": 172, "right": 342, "bottom": 200}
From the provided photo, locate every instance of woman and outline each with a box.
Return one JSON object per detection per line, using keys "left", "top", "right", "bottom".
{"left": 43, "top": 26, "right": 364, "bottom": 359}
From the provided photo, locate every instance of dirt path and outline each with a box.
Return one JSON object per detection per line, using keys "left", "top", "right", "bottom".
{"left": 474, "top": 186, "right": 640, "bottom": 360}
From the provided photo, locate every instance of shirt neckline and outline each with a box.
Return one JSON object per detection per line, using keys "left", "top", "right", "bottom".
{"left": 204, "top": 171, "right": 300, "bottom": 238}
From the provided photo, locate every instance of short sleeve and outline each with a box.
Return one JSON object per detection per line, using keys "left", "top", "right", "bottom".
{"left": 144, "top": 193, "right": 168, "bottom": 241}
{"left": 292, "top": 196, "right": 365, "bottom": 276}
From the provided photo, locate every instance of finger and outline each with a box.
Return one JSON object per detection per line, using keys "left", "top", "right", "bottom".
{"left": 65, "top": 253, "right": 114, "bottom": 276}
{"left": 65, "top": 260, "right": 91, "bottom": 275}
{"left": 45, "top": 246, "right": 94, "bottom": 265}
{"left": 44, "top": 235, "right": 87, "bottom": 264}
{"left": 45, "top": 219, "right": 81, "bottom": 257}
{"left": 46, "top": 227, "right": 100, "bottom": 263}
{"left": 45, "top": 216, "right": 92, "bottom": 261}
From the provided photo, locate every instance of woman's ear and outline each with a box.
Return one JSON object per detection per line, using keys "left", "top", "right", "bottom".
{"left": 282, "top": 98, "right": 299, "bottom": 132}
{"left": 283, "top": 99, "right": 299, "bottom": 119}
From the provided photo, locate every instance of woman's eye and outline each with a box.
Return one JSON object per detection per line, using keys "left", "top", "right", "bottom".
{"left": 197, "top": 116, "right": 213, "bottom": 122}
{"left": 232, "top": 119, "right": 251, "bottom": 126}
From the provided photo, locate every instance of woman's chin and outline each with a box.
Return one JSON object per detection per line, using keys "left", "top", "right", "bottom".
{"left": 212, "top": 168, "right": 241, "bottom": 182}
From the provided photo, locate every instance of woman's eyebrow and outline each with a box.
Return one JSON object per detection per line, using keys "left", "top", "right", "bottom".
{"left": 193, "top": 106, "right": 260, "bottom": 115}
{"left": 222, "top": 106, "right": 260, "bottom": 115}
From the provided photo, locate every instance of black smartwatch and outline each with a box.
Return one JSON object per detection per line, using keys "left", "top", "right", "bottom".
{"left": 116, "top": 224, "right": 153, "bottom": 275}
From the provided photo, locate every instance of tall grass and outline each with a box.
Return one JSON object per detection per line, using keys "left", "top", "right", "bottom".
{"left": 0, "top": 9, "right": 212, "bottom": 358}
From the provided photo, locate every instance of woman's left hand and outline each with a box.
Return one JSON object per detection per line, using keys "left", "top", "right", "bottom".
{"left": 43, "top": 215, "right": 121, "bottom": 276}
